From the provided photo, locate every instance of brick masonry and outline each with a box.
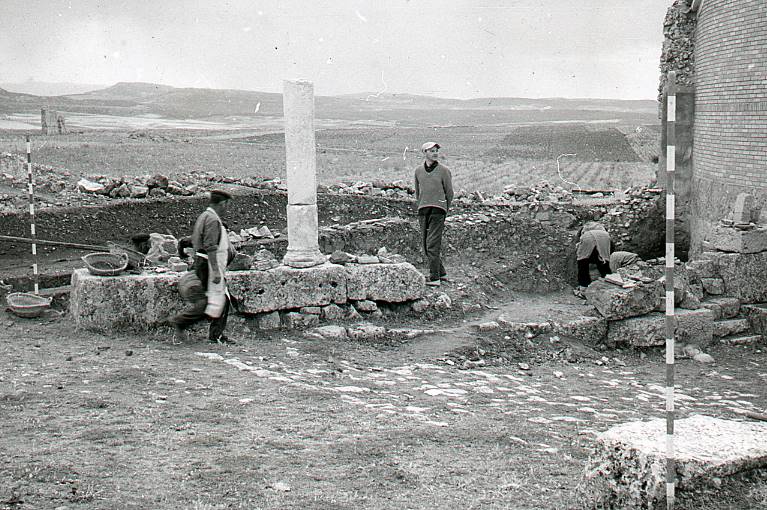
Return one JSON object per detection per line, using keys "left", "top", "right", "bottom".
{"left": 689, "top": 0, "right": 767, "bottom": 253}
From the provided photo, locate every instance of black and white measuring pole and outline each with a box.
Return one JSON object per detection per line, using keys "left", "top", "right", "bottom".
{"left": 664, "top": 71, "right": 677, "bottom": 509}
{"left": 26, "top": 135, "right": 40, "bottom": 294}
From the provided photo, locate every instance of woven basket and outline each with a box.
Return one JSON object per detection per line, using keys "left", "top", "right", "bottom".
{"left": 82, "top": 252, "right": 129, "bottom": 276}
{"left": 6, "top": 292, "right": 52, "bottom": 318}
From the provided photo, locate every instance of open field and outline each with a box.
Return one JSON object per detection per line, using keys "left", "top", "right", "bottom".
{"left": 0, "top": 120, "right": 659, "bottom": 195}
{"left": 2, "top": 295, "right": 767, "bottom": 510}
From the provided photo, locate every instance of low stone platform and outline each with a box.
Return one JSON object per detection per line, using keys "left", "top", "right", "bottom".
{"left": 70, "top": 262, "right": 424, "bottom": 332}
{"left": 606, "top": 308, "right": 714, "bottom": 347}
{"left": 580, "top": 415, "right": 767, "bottom": 509}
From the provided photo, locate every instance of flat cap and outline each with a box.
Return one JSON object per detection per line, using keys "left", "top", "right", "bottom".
{"left": 210, "top": 189, "right": 233, "bottom": 203}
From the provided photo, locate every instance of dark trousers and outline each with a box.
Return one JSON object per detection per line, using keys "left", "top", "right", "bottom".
{"left": 418, "top": 207, "right": 447, "bottom": 281}
{"left": 577, "top": 248, "right": 611, "bottom": 287}
{"left": 173, "top": 257, "right": 229, "bottom": 340}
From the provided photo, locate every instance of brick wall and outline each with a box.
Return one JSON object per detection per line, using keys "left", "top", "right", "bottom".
{"left": 691, "top": 0, "right": 767, "bottom": 253}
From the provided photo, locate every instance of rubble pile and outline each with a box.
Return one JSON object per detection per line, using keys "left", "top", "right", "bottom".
{"left": 320, "top": 179, "right": 414, "bottom": 198}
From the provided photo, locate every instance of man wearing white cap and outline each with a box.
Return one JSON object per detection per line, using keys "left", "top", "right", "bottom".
{"left": 414, "top": 142, "right": 454, "bottom": 286}
{"left": 172, "top": 189, "right": 237, "bottom": 344}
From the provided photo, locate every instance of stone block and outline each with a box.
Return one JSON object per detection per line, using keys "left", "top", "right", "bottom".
{"left": 354, "top": 300, "right": 378, "bottom": 312}
{"left": 256, "top": 311, "right": 281, "bottom": 330}
{"left": 70, "top": 269, "right": 184, "bottom": 332}
{"left": 712, "top": 318, "right": 750, "bottom": 338}
{"left": 345, "top": 262, "right": 424, "bottom": 302}
{"left": 347, "top": 323, "right": 386, "bottom": 340}
{"left": 476, "top": 321, "right": 500, "bottom": 332}
{"left": 732, "top": 193, "right": 754, "bottom": 224}
{"left": 721, "top": 334, "right": 762, "bottom": 346}
{"left": 701, "top": 297, "right": 740, "bottom": 320}
{"left": 701, "top": 277, "right": 724, "bottom": 295}
{"left": 550, "top": 316, "right": 608, "bottom": 345}
{"left": 300, "top": 306, "right": 322, "bottom": 315}
{"left": 496, "top": 317, "right": 552, "bottom": 337}
{"left": 580, "top": 415, "right": 767, "bottom": 510}
{"left": 685, "top": 259, "right": 715, "bottom": 278}
{"left": 706, "top": 225, "right": 767, "bottom": 254}
{"left": 606, "top": 308, "right": 714, "bottom": 347}
{"left": 700, "top": 251, "right": 767, "bottom": 303}
{"left": 584, "top": 280, "right": 661, "bottom": 320}
{"left": 228, "top": 252, "right": 253, "bottom": 271}
{"left": 411, "top": 298, "right": 430, "bottom": 314}
{"left": 231, "top": 263, "right": 347, "bottom": 314}
{"left": 306, "top": 325, "right": 348, "bottom": 340}
{"left": 742, "top": 304, "right": 767, "bottom": 335}
{"left": 345, "top": 304, "right": 362, "bottom": 320}
{"left": 321, "top": 303, "right": 344, "bottom": 320}
{"left": 281, "top": 311, "right": 319, "bottom": 329}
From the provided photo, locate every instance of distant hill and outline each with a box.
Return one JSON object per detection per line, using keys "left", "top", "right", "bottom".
{"left": 0, "top": 81, "right": 106, "bottom": 97}
{"left": 0, "top": 81, "right": 659, "bottom": 126}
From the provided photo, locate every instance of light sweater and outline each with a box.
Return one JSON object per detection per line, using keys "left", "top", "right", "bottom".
{"left": 576, "top": 229, "right": 611, "bottom": 263}
{"left": 414, "top": 162, "right": 454, "bottom": 212}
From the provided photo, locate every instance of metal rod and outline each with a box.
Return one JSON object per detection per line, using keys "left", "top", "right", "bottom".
{"left": 664, "top": 70, "right": 677, "bottom": 510}
{"left": 0, "top": 234, "right": 109, "bottom": 251}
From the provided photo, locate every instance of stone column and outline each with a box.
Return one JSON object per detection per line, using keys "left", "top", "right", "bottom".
{"left": 282, "top": 80, "right": 326, "bottom": 268}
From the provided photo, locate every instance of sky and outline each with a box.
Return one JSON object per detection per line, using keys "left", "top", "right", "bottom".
{"left": 0, "top": 0, "right": 672, "bottom": 100}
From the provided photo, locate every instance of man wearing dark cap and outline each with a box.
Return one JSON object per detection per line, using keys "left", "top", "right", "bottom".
{"left": 414, "top": 142, "right": 454, "bottom": 286}
{"left": 172, "top": 190, "right": 236, "bottom": 344}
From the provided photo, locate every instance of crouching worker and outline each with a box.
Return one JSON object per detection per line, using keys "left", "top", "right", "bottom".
{"left": 172, "top": 190, "right": 237, "bottom": 344}
{"left": 574, "top": 222, "right": 613, "bottom": 296}
{"left": 609, "top": 250, "right": 640, "bottom": 273}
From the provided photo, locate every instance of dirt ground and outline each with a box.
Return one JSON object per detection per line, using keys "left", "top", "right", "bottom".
{"left": 2, "top": 281, "right": 767, "bottom": 510}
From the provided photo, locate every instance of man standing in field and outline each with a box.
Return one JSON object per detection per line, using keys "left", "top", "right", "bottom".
{"left": 172, "top": 189, "right": 237, "bottom": 344}
{"left": 415, "top": 141, "right": 454, "bottom": 286}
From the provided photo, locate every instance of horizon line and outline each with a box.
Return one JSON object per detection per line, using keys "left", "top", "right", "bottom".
{"left": 1, "top": 80, "right": 660, "bottom": 103}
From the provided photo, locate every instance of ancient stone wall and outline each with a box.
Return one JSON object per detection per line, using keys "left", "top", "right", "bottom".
{"left": 658, "top": 1, "right": 697, "bottom": 257}
{"left": 41, "top": 108, "right": 66, "bottom": 135}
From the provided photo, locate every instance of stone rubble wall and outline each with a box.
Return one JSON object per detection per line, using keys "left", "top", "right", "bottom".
{"left": 658, "top": 0, "right": 697, "bottom": 108}
{"left": 1, "top": 180, "right": 665, "bottom": 293}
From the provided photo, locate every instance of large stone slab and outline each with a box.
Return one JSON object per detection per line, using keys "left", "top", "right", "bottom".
{"left": 584, "top": 280, "right": 661, "bottom": 320}
{"left": 606, "top": 308, "right": 714, "bottom": 347}
{"left": 231, "top": 263, "right": 347, "bottom": 313}
{"left": 580, "top": 415, "right": 767, "bottom": 509}
{"left": 700, "top": 251, "right": 767, "bottom": 303}
{"left": 706, "top": 225, "right": 767, "bottom": 254}
{"left": 345, "top": 262, "right": 424, "bottom": 302}
{"left": 70, "top": 269, "right": 185, "bottom": 332}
